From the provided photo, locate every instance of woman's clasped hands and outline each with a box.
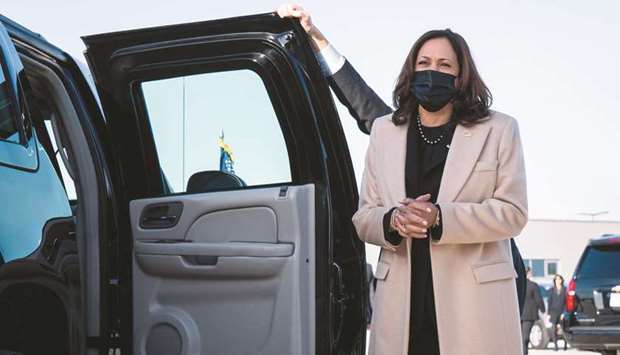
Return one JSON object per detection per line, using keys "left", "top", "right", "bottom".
{"left": 391, "top": 194, "right": 439, "bottom": 239}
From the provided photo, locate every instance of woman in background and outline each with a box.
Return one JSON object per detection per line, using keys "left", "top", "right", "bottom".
{"left": 548, "top": 274, "right": 568, "bottom": 351}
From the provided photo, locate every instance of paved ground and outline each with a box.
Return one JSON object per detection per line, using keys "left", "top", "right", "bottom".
{"left": 365, "top": 332, "right": 604, "bottom": 354}
{"left": 529, "top": 349, "right": 598, "bottom": 354}
{"left": 528, "top": 339, "right": 600, "bottom": 354}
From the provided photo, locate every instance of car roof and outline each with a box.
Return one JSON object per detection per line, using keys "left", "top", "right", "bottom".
{"left": 589, "top": 234, "right": 620, "bottom": 246}
{"left": 1, "top": 14, "right": 101, "bottom": 109}
{"left": 0, "top": 14, "right": 65, "bottom": 59}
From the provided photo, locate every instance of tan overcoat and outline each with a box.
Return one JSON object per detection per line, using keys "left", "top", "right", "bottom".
{"left": 352, "top": 110, "right": 528, "bottom": 355}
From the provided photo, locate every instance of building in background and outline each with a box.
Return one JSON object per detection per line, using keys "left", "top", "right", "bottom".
{"left": 515, "top": 219, "right": 620, "bottom": 283}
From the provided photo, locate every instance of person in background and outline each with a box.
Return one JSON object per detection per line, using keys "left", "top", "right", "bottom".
{"left": 548, "top": 274, "right": 567, "bottom": 351}
{"left": 521, "top": 267, "right": 546, "bottom": 355}
{"left": 276, "top": 3, "right": 527, "bottom": 316}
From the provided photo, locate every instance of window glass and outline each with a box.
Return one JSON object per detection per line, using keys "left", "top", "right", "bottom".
{"left": 141, "top": 69, "right": 291, "bottom": 193}
{"left": 578, "top": 245, "right": 620, "bottom": 279}
{"left": 0, "top": 63, "right": 19, "bottom": 143}
{"left": 44, "top": 120, "right": 77, "bottom": 200}
{"left": 0, "top": 113, "right": 72, "bottom": 264}
{"left": 546, "top": 261, "right": 558, "bottom": 276}
{"left": 531, "top": 259, "right": 545, "bottom": 277}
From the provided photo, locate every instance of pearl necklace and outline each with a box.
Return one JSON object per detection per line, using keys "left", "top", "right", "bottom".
{"left": 416, "top": 113, "right": 445, "bottom": 145}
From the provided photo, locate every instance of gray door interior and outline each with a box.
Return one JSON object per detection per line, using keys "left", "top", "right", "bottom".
{"left": 130, "top": 184, "right": 316, "bottom": 355}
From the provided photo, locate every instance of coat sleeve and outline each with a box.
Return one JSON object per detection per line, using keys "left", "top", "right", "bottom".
{"left": 328, "top": 60, "right": 393, "bottom": 134}
{"left": 434, "top": 118, "right": 528, "bottom": 245}
{"left": 352, "top": 124, "right": 400, "bottom": 251}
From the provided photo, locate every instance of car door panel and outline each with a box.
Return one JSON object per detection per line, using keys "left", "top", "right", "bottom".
{"left": 131, "top": 184, "right": 315, "bottom": 355}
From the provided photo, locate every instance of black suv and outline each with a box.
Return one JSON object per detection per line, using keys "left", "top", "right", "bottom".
{"left": 562, "top": 234, "right": 620, "bottom": 354}
{"left": 0, "top": 12, "right": 368, "bottom": 355}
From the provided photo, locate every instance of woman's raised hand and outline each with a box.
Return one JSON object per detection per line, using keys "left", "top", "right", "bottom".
{"left": 276, "top": 3, "right": 329, "bottom": 51}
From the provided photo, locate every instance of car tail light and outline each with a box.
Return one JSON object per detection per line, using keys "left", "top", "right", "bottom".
{"left": 566, "top": 278, "right": 577, "bottom": 312}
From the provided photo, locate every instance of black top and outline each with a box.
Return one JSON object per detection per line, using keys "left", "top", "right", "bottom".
{"left": 382, "top": 117, "right": 456, "bottom": 355}
{"left": 548, "top": 286, "right": 566, "bottom": 318}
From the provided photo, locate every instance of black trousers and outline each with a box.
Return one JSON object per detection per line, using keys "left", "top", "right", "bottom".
{"left": 409, "top": 325, "right": 440, "bottom": 355}
{"left": 521, "top": 320, "right": 535, "bottom": 355}
{"left": 549, "top": 313, "right": 567, "bottom": 350}
{"left": 408, "top": 238, "right": 440, "bottom": 355}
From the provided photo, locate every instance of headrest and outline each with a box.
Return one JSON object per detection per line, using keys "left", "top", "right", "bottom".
{"left": 186, "top": 170, "right": 246, "bottom": 193}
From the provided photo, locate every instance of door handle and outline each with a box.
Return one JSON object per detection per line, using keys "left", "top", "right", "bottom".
{"left": 134, "top": 241, "right": 294, "bottom": 279}
{"left": 139, "top": 202, "right": 183, "bottom": 229}
{"left": 142, "top": 215, "right": 178, "bottom": 223}
{"left": 134, "top": 241, "right": 294, "bottom": 258}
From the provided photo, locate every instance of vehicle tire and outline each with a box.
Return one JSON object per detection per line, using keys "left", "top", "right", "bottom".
{"left": 529, "top": 320, "right": 550, "bottom": 349}
{"left": 0, "top": 296, "right": 25, "bottom": 354}
{"left": 0, "top": 286, "right": 69, "bottom": 354}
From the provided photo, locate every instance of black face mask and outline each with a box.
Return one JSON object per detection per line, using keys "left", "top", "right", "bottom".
{"left": 410, "top": 70, "right": 457, "bottom": 112}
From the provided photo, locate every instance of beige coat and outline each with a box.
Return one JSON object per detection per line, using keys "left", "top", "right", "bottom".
{"left": 352, "top": 110, "right": 528, "bottom": 355}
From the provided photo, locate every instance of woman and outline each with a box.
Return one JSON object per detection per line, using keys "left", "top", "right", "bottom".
{"left": 277, "top": 5, "right": 528, "bottom": 355}
{"left": 277, "top": 4, "right": 528, "bottom": 318}
{"left": 358, "top": 33, "right": 529, "bottom": 354}
{"left": 354, "top": 32, "right": 528, "bottom": 355}
{"left": 548, "top": 274, "right": 568, "bottom": 351}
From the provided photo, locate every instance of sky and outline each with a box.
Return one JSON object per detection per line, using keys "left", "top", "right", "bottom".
{"left": 142, "top": 71, "right": 292, "bottom": 190}
{"left": 3, "top": 0, "right": 619, "bottom": 221}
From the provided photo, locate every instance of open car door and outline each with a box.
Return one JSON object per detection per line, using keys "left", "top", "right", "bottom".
{"left": 83, "top": 13, "right": 366, "bottom": 355}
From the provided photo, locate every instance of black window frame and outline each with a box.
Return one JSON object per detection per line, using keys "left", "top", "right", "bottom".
{"left": 109, "top": 34, "right": 327, "bottom": 200}
{"left": 0, "top": 50, "right": 23, "bottom": 145}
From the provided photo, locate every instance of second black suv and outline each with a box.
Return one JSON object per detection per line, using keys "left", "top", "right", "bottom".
{"left": 562, "top": 234, "right": 620, "bottom": 355}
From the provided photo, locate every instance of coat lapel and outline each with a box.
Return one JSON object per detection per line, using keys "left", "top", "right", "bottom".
{"left": 437, "top": 123, "right": 492, "bottom": 203}
{"left": 388, "top": 121, "right": 409, "bottom": 203}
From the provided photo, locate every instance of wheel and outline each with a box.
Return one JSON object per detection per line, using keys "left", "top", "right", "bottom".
{"left": 0, "top": 296, "right": 25, "bottom": 354}
{"left": 0, "top": 286, "right": 69, "bottom": 355}
{"left": 529, "top": 320, "right": 550, "bottom": 349}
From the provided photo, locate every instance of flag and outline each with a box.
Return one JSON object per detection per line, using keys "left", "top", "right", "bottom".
{"left": 218, "top": 131, "right": 235, "bottom": 174}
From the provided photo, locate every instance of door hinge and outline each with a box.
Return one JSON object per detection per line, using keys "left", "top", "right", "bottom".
{"left": 276, "top": 31, "right": 295, "bottom": 47}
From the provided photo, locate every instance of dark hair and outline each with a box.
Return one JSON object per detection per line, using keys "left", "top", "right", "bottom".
{"left": 554, "top": 274, "right": 565, "bottom": 286}
{"left": 392, "top": 29, "right": 492, "bottom": 126}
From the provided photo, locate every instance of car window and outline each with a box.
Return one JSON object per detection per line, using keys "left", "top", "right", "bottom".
{"left": 0, "top": 60, "right": 19, "bottom": 143}
{"left": 578, "top": 245, "right": 620, "bottom": 279}
{"left": 44, "top": 120, "right": 77, "bottom": 200}
{"left": 141, "top": 69, "right": 292, "bottom": 193}
{"left": 0, "top": 96, "right": 73, "bottom": 264}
